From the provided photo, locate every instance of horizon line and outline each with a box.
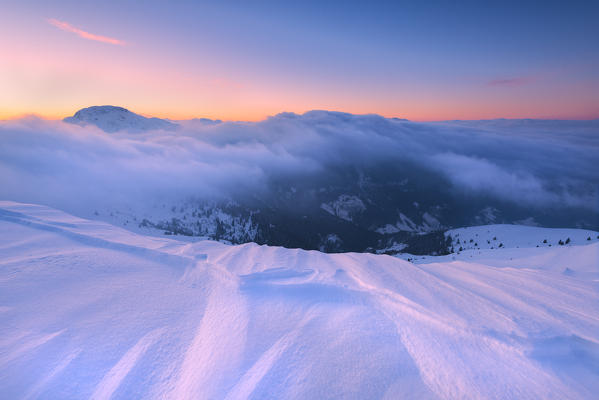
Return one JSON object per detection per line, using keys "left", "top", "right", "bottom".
{"left": 1, "top": 108, "right": 598, "bottom": 124}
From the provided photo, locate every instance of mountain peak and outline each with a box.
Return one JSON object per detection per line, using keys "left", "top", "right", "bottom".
{"left": 63, "top": 105, "right": 178, "bottom": 133}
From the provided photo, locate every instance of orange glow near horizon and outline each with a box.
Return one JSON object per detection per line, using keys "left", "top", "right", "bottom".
{"left": 2, "top": 52, "right": 597, "bottom": 123}
{"left": 2, "top": 104, "right": 598, "bottom": 123}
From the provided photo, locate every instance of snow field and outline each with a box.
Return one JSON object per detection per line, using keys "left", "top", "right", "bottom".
{"left": 0, "top": 201, "right": 597, "bottom": 399}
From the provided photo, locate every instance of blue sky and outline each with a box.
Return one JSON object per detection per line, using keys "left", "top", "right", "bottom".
{"left": 1, "top": 0, "right": 598, "bottom": 120}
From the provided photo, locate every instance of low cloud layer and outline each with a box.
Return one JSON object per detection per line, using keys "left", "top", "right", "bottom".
{"left": 0, "top": 112, "right": 597, "bottom": 216}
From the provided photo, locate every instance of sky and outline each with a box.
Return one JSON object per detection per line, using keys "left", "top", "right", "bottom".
{"left": 1, "top": 0, "right": 598, "bottom": 121}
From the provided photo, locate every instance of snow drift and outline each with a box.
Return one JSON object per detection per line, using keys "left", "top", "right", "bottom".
{"left": 1, "top": 201, "right": 597, "bottom": 399}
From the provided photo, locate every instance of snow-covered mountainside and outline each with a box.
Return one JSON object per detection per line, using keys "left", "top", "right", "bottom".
{"left": 320, "top": 195, "right": 366, "bottom": 222}
{"left": 1, "top": 201, "right": 598, "bottom": 399}
{"left": 63, "top": 106, "right": 178, "bottom": 132}
{"left": 447, "top": 224, "right": 599, "bottom": 251}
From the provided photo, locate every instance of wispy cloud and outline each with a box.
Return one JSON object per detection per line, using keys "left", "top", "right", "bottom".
{"left": 488, "top": 77, "right": 535, "bottom": 87}
{"left": 48, "top": 18, "right": 126, "bottom": 46}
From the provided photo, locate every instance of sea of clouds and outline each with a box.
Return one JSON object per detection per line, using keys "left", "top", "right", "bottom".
{"left": 1, "top": 111, "right": 597, "bottom": 216}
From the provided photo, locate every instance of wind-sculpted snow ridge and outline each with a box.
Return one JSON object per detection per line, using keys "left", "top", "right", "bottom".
{"left": 1, "top": 201, "right": 598, "bottom": 399}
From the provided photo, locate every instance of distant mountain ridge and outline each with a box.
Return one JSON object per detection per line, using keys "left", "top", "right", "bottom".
{"left": 63, "top": 105, "right": 178, "bottom": 133}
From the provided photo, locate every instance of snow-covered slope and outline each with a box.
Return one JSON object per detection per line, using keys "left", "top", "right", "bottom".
{"left": 1, "top": 201, "right": 598, "bottom": 399}
{"left": 63, "top": 106, "right": 178, "bottom": 133}
{"left": 447, "top": 224, "right": 599, "bottom": 251}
